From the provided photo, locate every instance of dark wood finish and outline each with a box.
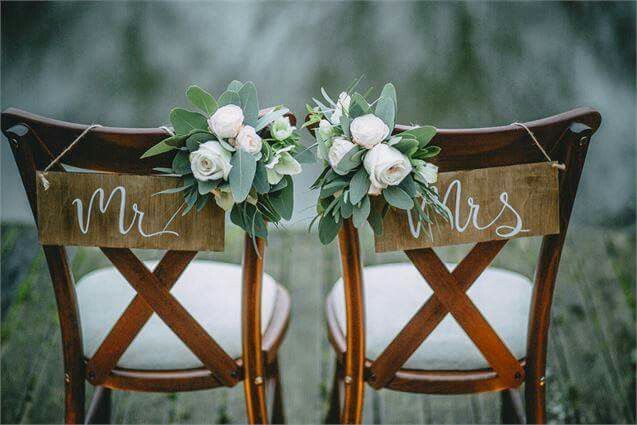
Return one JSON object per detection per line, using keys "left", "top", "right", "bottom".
{"left": 324, "top": 108, "right": 600, "bottom": 424}
{"left": 501, "top": 389, "right": 525, "bottom": 424}
{"left": 2, "top": 108, "right": 293, "bottom": 424}
{"left": 375, "top": 162, "right": 559, "bottom": 252}
{"left": 37, "top": 171, "right": 225, "bottom": 251}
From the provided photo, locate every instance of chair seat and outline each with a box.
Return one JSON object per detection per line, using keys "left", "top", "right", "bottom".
{"left": 328, "top": 262, "right": 532, "bottom": 371}
{"left": 77, "top": 260, "right": 280, "bottom": 370}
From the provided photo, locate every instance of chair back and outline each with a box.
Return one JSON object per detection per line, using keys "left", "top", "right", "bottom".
{"left": 334, "top": 108, "right": 601, "bottom": 400}
{"left": 1, "top": 107, "right": 284, "bottom": 391}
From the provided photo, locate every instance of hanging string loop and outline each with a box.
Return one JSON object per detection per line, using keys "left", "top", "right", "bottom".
{"left": 511, "top": 122, "right": 566, "bottom": 171}
{"left": 39, "top": 124, "right": 102, "bottom": 190}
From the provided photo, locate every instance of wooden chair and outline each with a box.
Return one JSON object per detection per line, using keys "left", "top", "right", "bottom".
{"left": 324, "top": 108, "right": 601, "bottom": 424}
{"left": 1, "top": 108, "right": 291, "bottom": 425}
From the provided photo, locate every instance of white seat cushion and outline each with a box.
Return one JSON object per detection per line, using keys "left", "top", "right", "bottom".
{"left": 329, "top": 262, "right": 532, "bottom": 370}
{"left": 77, "top": 260, "right": 278, "bottom": 370}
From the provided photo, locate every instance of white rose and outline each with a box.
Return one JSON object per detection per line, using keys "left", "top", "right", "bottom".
{"left": 270, "top": 116, "right": 295, "bottom": 141}
{"left": 330, "top": 92, "right": 351, "bottom": 125}
{"left": 363, "top": 143, "right": 412, "bottom": 194}
{"left": 189, "top": 141, "right": 233, "bottom": 181}
{"left": 350, "top": 114, "right": 390, "bottom": 149}
{"left": 328, "top": 137, "right": 356, "bottom": 175}
{"left": 414, "top": 162, "right": 438, "bottom": 185}
{"left": 208, "top": 104, "right": 244, "bottom": 139}
{"left": 235, "top": 125, "right": 262, "bottom": 154}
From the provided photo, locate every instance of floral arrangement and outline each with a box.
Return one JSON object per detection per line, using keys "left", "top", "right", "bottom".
{"left": 305, "top": 79, "right": 450, "bottom": 244}
{"left": 143, "top": 81, "right": 309, "bottom": 241}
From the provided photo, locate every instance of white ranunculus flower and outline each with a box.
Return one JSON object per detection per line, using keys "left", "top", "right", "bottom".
{"left": 189, "top": 141, "right": 233, "bottom": 181}
{"left": 414, "top": 162, "right": 438, "bottom": 185}
{"left": 235, "top": 125, "right": 262, "bottom": 154}
{"left": 270, "top": 116, "right": 295, "bottom": 141}
{"left": 265, "top": 146, "right": 302, "bottom": 184}
{"left": 363, "top": 143, "right": 412, "bottom": 194}
{"left": 330, "top": 92, "right": 351, "bottom": 125}
{"left": 350, "top": 114, "right": 390, "bottom": 149}
{"left": 328, "top": 137, "right": 356, "bottom": 175}
{"left": 208, "top": 104, "right": 244, "bottom": 139}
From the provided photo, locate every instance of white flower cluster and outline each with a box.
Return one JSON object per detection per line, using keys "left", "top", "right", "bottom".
{"left": 188, "top": 105, "right": 301, "bottom": 210}
{"left": 320, "top": 92, "right": 437, "bottom": 195}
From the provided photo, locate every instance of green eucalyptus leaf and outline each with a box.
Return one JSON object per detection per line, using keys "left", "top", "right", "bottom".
{"left": 172, "top": 151, "right": 191, "bottom": 174}
{"left": 375, "top": 96, "right": 395, "bottom": 130}
{"left": 398, "top": 174, "right": 417, "bottom": 197}
{"left": 352, "top": 195, "right": 371, "bottom": 228}
{"left": 394, "top": 138, "right": 419, "bottom": 156}
{"left": 383, "top": 186, "right": 414, "bottom": 210}
{"left": 152, "top": 183, "right": 192, "bottom": 196}
{"left": 186, "top": 132, "right": 214, "bottom": 151}
{"left": 399, "top": 126, "right": 437, "bottom": 148}
{"left": 230, "top": 203, "right": 246, "bottom": 230}
{"left": 319, "top": 179, "right": 348, "bottom": 199}
{"left": 340, "top": 194, "right": 354, "bottom": 218}
{"left": 239, "top": 81, "right": 259, "bottom": 127}
{"left": 269, "top": 176, "right": 289, "bottom": 193}
{"left": 414, "top": 145, "right": 442, "bottom": 159}
{"left": 170, "top": 108, "right": 209, "bottom": 136}
{"left": 196, "top": 193, "right": 211, "bottom": 212}
{"left": 340, "top": 115, "right": 351, "bottom": 138}
{"left": 218, "top": 90, "right": 241, "bottom": 107}
{"left": 367, "top": 206, "right": 384, "bottom": 235}
{"left": 318, "top": 213, "right": 341, "bottom": 245}
{"left": 269, "top": 176, "right": 293, "bottom": 220}
{"left": 256, "top": 108, "right": 289, "bottom": 131}
{"left": 227, "top": 80, "right": 244, "bottom": 92}
{"left": 197, "top": 179, "right": 218, "bottom": 195}
{"left": 229, "top": 149, "right": 257, "bottom": 202}
{"left": 182, "top": 189, "right": 198, "bottom": 216}
{"left": 186, "top": 85, "right": 218, "bottom": 116}
{"left": 253, "top": 162, "right": 270, "bottom": 194}
{"left": 335, "top": 145, "right": 363, "bottom": 174}
{"left": 349, "top": 167, "right": 370, "bottom": 205}
{"left": 141, "top": 141, "right": 177, "bottom": 158}
{"left": 349, "top": 93, "right": 369, "bottom": 118}
{"left": 380, "top": 83, "right": 397, "bottom": 111}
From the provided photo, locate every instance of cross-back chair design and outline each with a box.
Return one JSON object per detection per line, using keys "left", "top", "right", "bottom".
{"left": 324, "top": 108, "right": 601, "bottom": 424}
{"left": 2, "top": 108, "right": 291, "bottom": 425}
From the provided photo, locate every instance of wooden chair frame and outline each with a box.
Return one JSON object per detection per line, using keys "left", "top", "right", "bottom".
{"left": 324, "top": 108, "right": 601, "bottom": 424}
{"left": 1, "top": 108, "right": 292, "bottom": 424}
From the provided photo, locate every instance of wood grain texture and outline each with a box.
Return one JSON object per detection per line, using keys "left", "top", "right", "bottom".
{"left": 36, "top": 171, "right": 224, "bottom": 251}
{"left": 375, "top": 162, "right": 560, "bottom": 252}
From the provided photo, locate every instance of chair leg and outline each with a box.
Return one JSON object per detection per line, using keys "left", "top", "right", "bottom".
{"left": 525, "top": 378, "right": 547, "bottom": 424}
{"left": 325, "top": 362, "right": 341, "bottom": 424}
{"left": 269, "top": 358, "right": 285, "bottom": 424}
{"left": 501, "top": 388, "right": 525, "bottom": 424}
{"left": 64, "top": 371, "right": 85, "bottom": 424}
{"left": 86, "top": 386, "right": 112, "bottom": 424}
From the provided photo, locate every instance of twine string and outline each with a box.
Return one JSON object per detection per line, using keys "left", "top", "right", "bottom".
{"left": 511, "top": 122, "right": 566, "bottom": 170}
{"left": 159, "top": 126, "right": 175, "bottom": 136}
{"left": 39, "top": 124, "right": 102, "bottom": 190}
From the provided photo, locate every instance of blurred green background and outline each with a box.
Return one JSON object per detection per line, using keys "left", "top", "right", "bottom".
{"left": 1, "top": 1, "right": 635, "bottom": 228}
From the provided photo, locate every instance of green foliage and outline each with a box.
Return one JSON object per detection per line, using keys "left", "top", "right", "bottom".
{"left": 375, "top": 95, "right": 395, "bottom": 130}
{"left": 229, "top": 149, "right": 257, "bottom": 203}
{"left": 239, "top": 81, "right": 259, "bottom": 127}
{"left": 269, "top": 176, "right": 294, "bottom": 220}
{"left": 399, "top": 126, "right": 436, "bottom": 148}
{"left": 186, "top": 85, "right": 218, "bottom": 116}
{"left": 349, "top": 167, "right": 370, "bottom": 205}
{"left": 170, "top": 108, "right": 208, "bottom": 135}
{"left": 383, "top": 186, "right": 414, "bottom": 210}
{"left": 217, "top": 90, "right": 241, "bottom": 107}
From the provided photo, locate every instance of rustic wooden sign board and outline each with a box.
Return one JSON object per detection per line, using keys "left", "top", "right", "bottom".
{"left": 375, "top": 162, "right": 560, "bottom": 252}
{"left": 37, "top": 171, "right": 225, "bottom": 251}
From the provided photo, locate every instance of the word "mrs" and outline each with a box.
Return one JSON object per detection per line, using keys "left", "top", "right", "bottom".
{"left": 72, "top": 186, "right": 179, "bottom": 238}
{"left": 408, "top": 179, "right": 529, "bottom": 239}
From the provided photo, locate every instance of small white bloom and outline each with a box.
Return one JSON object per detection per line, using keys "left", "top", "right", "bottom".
{"left": 414, "top": 162, "right": 438, "bottom": 185}
{"left": 212, "top": 187, "right": 234, "bottom": 211}
{"left": 235, "top": 125, "right": 262, "bottom": 154}
{"left": 265, "top": 145, "right": 302, "bottom": 184}
{"left": 329, "top": 92, "right": 351, "bottom": 125}
{"left": 350, "top": 114, "right": 390, "bottom": 149}
{"left": 328, "top": 137, "right": 356, "bottom": 175}
{"left": 363, "top": 143, "right": 412, "bottom": 194}
{"left": 208, "top": 104, "right": 244, "bottom": 139}
{"left": 270, "top": 116, "right": 295, "bottom": 141}
{"left": 317, "top": 119, "right": 333, "bottom": 139}
{"left": 189, "top": 141, "right": 233, "bottom": 181}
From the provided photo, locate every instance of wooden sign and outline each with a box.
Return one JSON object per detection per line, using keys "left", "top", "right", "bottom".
{"left": 37, "top": 171, "right": 225, "bottom": 251}
{"left": 375, "top": 162, "right": 560, "bottom": 252}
